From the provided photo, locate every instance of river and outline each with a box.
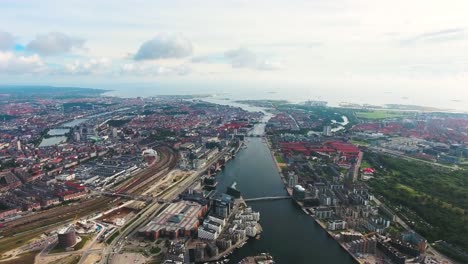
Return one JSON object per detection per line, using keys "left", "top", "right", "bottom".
{"left": 210, "top": 100, "right": 356, "bottom": 264}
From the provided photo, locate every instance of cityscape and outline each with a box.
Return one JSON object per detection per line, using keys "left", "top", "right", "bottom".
{"left": 1, "top": 1, "right": 468, "bottom": 264}
{"left": 0, "top": 88, "right": 466, "bottom": 264}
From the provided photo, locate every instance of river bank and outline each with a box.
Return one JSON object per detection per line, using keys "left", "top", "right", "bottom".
{"left": 262, "top": 123, "right": 362, "bottom": 263}
{"left": 213, "top": 136, "right": 356, "bottom": 264}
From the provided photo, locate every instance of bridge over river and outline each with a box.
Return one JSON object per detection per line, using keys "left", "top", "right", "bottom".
{"left": 243, "top": 196, "right": 291, "bottom": 202}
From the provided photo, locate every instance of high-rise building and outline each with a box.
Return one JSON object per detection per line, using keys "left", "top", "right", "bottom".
{"left": 323, "top": 126, "right": 332, "bottom": 136}
{"left": 287, "top": 172, "right": 298, "bottom": 188}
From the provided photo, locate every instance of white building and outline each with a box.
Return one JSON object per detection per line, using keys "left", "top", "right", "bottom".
{"left": 203, "top": 220, "right": 222, "bottom": 233}
{"left": 245, "top": 225, "right": 258, "bottom": 237}
{"left": 208, "top": 216, "right": 225, "bottom": 226}
{"left": 198, "top": 226, "right": 219, "bottom": 240}
{"left": 327, "top": 220, "right": 347, "bottom": 231}
{"left": 55, "top": 173, "right": 76, "bottom": 181}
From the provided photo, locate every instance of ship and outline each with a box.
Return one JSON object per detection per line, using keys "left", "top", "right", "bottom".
{"left": 238, "top": 253, "right": 275, "bottom": 264}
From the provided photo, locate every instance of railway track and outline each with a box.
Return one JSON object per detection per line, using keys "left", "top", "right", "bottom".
{"left": 114, "top": 146, "right": 177, "bottom": 194}
{"left": 0, "top": 146, "right": 178, "bottom": 255}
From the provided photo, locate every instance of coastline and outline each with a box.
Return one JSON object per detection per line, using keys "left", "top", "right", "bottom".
{"left": 264, "top": 135, "right": 361, "bottom": 264}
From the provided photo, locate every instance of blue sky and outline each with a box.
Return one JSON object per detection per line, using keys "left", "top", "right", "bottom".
{"left": 0, "top": 0, "right": 468, "bottom": 104}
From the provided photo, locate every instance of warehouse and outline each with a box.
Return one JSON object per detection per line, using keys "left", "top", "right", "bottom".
{"left": 139, "top": 201, "right": 207, "bottom": 239}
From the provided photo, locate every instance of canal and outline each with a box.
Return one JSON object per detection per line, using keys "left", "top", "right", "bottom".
{"left": 214, "top": 137, "right": 356, "bottom": 263}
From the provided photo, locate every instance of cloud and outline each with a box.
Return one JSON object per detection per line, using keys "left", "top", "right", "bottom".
{"left": 402, "top": 28, "right": 466, "bottom": 44}
{"left": 224, "top": 48, "right": 282, "bottom": 70}
{"left": 0, "top": 32, "right": 15, "bottom": 50}
{"left": 252, "top": 42, "right": 322, "bottom": 48}
{"left": 0, "top": 51, "right": 46, "bottom": 74}
{"left": 134, "top": 34, "right": 193, "bottom": 61}
{"left": 26, "top": 32, "right": 85, "bottom": 55}
{"left": 63, "top": 57, "right": 111, "bottom": 75}
{"left": 121, "top": 62, "right": 190, "bottom": 76}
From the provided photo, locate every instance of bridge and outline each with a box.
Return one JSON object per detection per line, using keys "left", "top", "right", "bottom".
{"left": 244, "top": 196, "right": 291, "bottom": 202}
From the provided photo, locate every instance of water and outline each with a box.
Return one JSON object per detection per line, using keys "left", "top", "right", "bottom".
{"left": 207, "top": 99, "right": 356, "bottom": 263}
{"left": 48, "top": 128, "right": 70, "bottom": 136}
{"left": 62, "top": 118, "right": 88, "bottom": 127}
{"left": 101, "top": 83, "right": 468, "bottom": 112}
{"left": 214, "top": 137, "right": 356, "bottom": 264}
{"left": 39, "top": 136, "right": 67, "bottom": 147}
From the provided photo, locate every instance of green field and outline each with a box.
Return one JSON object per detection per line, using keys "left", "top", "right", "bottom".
{"left": 355, "top": 110, "right": 412, "bottom": 120}
{"left": 275, "top": 155, "right": 284, "bottom": 163}
{"left": 360, "top": 160, "right": 372, "bottom": 168}
{"left": 350, "top": 139, "right": 370, "bottom": 146}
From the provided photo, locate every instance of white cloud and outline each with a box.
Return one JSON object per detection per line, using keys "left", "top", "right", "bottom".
{"left": 134, "top": 34, "right": 193, "bottom": 61}
{"left": 224, "top": 48, "right": 282, "bottom": 70}
{"left": 63, "top": 57, "right": 111, "bottom": 75}
{"left": 0, "top": 31, "right": 15, "bottom": 50}
{"left": 26, "top": 32, "right": 85, "bottom": 55}
{"left": 121, "top": 62, "right": 190, "bottom": 76}
{"left": 402, "top": 28, "right": 467, "bottom": 45}
{"left": 0, "top": 51, "right": 45, "bottom": 74}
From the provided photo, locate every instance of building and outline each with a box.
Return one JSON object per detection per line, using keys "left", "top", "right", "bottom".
{"left": 57, "top": 226, "right": 77, "bottom": 248}
{"left": 198, "top": 226, "right": 219, "bottom": 240}
{"left": 348, "top": 238, "right": 377, "bottom": 254}
{"left": 402, "top": 231, "right": 427, "bottom": 253}
{"left": 315, "top": 207, "right": 333, "bottom": 219}
{"left": 377, "top": 240, "right": 406, "bottom": 264}
{"left": 287, "top": 172, "right": 298, "bottom": 188}
{"left": 327, "top": 220, "right": 347, "bottom": 231}
{"left": 323, "top": 126, "right": 332, "bottom": 136}
{"left": 292, "top": 185, "right": 306, "bottom": 201}
{"left": 204, "top": 219, "right": 223, "bottom": 232}
{"left": 211, "top": 194, "right": 234, "bottom": 219}
{"left": 55, "top": 173, "right": 75, "bottom": 181}
{"left": 138, "top": 201, "right": 207, "bottom": 239}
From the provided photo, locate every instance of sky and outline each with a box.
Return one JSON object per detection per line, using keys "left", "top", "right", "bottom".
{"left": 1, "top": 0, "right": 468, "bottom": 107}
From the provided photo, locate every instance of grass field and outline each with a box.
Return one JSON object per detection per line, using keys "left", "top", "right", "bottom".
{"left": 0, "top": 251, "right": 39, "bottom": 264}
{"left": 275, "top": 155, "right": 284, "bottom": 163}
{"left": 355, "top": 110, "right": 412, "bottom": 120}
{"left": 360, "top": 160, "right": 372, "bottom": 168}
{"left": 350, "top": 139, "right": 370, "bottom": 146}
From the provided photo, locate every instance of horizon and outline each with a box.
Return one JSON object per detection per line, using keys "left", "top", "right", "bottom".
{"left": 1, "top": 0, "right": 468, "bottom": 111}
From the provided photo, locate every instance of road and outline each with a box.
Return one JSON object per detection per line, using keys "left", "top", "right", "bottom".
{"left": 368, "top": 146, "right": 459, "bottom": 171}
{"left": 77, "top": 226, "right": 107, "bottom": 264}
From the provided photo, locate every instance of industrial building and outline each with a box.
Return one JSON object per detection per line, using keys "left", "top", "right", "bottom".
{"left": 139, "top": 201, "right": 207, "bottom": 239}
{"left": 57, "top": 226, "right": 77, "bottom": 248}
